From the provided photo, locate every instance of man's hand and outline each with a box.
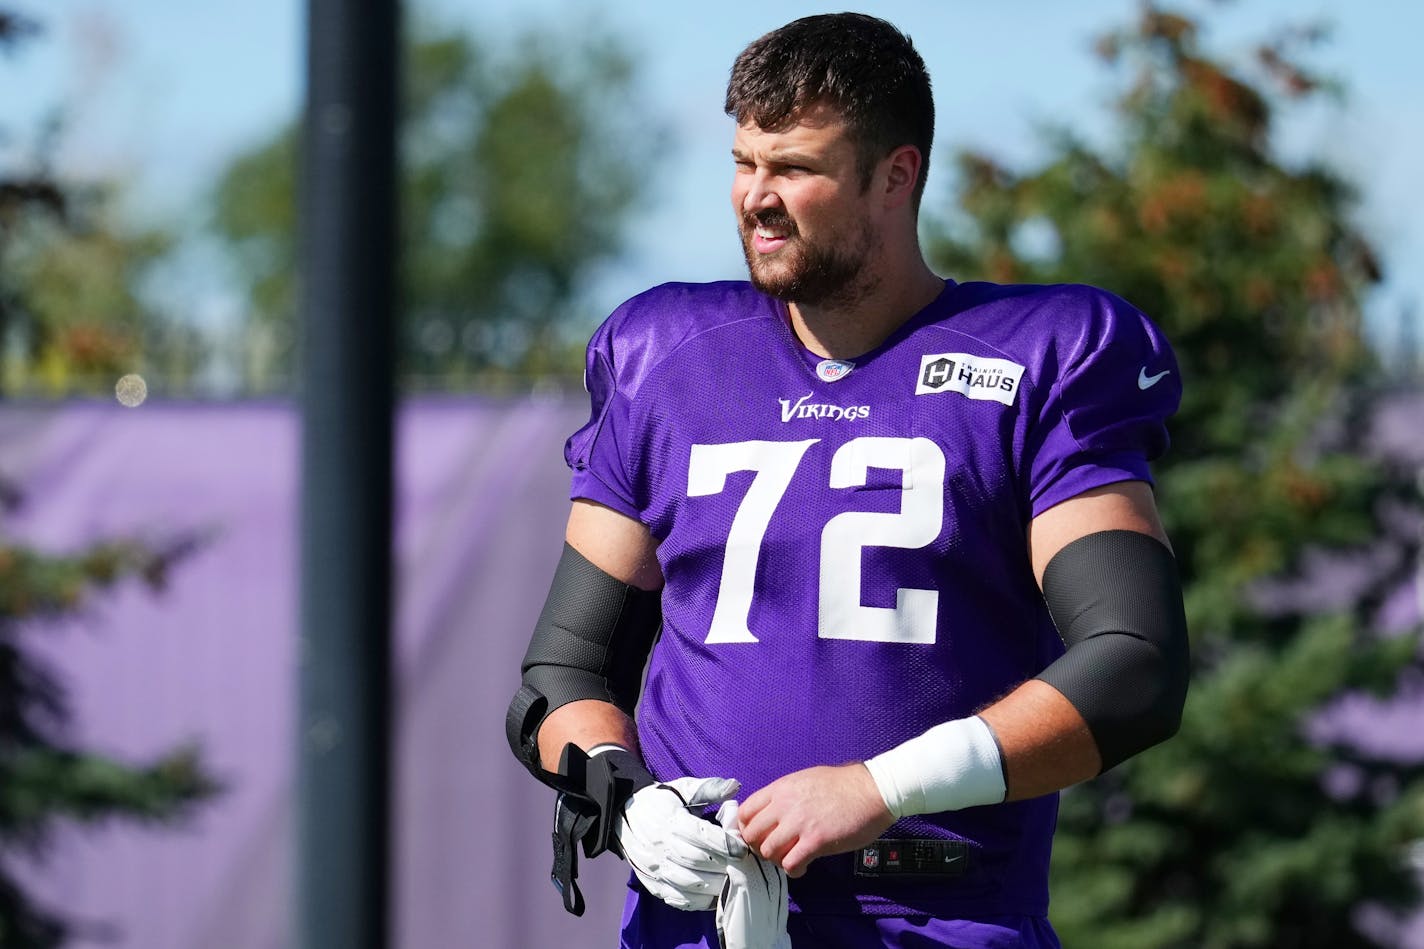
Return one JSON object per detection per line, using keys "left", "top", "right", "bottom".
{"left": 615, "top": 776, "right": 746, "bottom": 910}
{"left": 738, "top": 763, "right": 895, "bottom": 877}
{"left": 714, "top": 801, "right": 790, "bottom": 949}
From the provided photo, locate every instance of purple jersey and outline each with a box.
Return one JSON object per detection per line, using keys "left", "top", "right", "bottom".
{"left": 566, "top": 279, "right": 1180, "bottom": 920}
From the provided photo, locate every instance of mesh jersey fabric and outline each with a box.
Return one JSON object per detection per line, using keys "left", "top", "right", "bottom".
{"left": 564, "top": 278, "right": 1180, "bottom": 918}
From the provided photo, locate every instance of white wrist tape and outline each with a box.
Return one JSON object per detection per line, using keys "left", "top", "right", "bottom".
{"left": 863, "top": 716, "right": 1007, "bottom": 818}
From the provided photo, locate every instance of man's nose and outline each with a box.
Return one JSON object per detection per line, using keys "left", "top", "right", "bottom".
{"left": 741, "top": 171, "right": 782, "bottom": 215}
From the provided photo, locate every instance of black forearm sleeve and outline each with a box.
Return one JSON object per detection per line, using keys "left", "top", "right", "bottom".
{"left": 505, "top": 543, "right": 662, "bottom": 775}
{"left": 1035, "top": 529, "right": 1190, "bottom": 772}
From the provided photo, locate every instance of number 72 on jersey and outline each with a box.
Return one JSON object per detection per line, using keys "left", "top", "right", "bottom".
{"left": 687, "top": 436, "right": 947, "bottom": 646}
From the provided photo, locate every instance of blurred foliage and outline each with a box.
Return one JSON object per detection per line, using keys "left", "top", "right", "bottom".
{"left": 211, "top": 15, "right": 655, "bottom": 391}
{"left": 0, "top": 527, "right": 222, "bottom": 948}
{"left": 0, "top": 186, "right": 203, "bottom": 397}
{"left": 0, "top": 13, "right": 219, "bottom": 948}
{"left": 0, "top": 13, "right": 206, "bottom": 400}
{"left": 928, "top": 5, "right": 1423, "bottom": 946}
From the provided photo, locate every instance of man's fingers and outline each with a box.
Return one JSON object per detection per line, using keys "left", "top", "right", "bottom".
{"left": 663, "top": 810, "right": 747, "bottom": 860}
{"left": 750, "top": 820, "right": 819, "bottom": 875}
{"left": 780, "top": 839, "right": 816, "bottom": 878}
{"left": 639, "top": 881, "right": 704, "bottom": 912}
{"left": 664, "top": 775, "right": 741, "bottom": 808}
{"left": 663, "top": 826, "right": 746, "bottom": 867}
{"left": 655, "top": 777, "right": 748, "bottom": 857}
{"left": 632, "top": 781, "right": 748, "bottom": 860}
{"left": 751, "top": 823, "right": 799, "bottom": 868}
{"left": 737, "top": 803, "right": 778, "bottom": 854}
{"left": 616, "top": 778, "right": 748, "bottom": 912}
{"left": 627, "top": 853, "right": 722, "bottom": 893}
{"left": 687, "top": 776, "right": 741, "bottom": 807}
{"left": 737, "top": 786, "right": 769, "bottom": 827}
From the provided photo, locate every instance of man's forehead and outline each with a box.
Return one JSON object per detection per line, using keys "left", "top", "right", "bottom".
{"left": 736, "top": 99, "right": 845, "bottom": 135}
{"left": 732, "top": 103, "right": 852, "bottom": 154}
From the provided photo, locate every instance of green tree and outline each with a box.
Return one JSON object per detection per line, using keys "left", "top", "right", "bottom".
{"left": 928, "top": 6, "right": 1423, "bottom": 947}
{"left": 1, "top": 185, "right": 189, "bottom": 396}
{"left": 211, "top": 17, "right": 653, "bottom": 390}
{"left": 0, "top": 14, "right": 203, "bottom": 399}
{"left": 0, "top": 532, "right": 220, "bottom": 947}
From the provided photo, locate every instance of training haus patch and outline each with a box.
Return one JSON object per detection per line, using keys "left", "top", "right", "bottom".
{"left": 915, "top": 353, "right": 1025, "bottom": 406}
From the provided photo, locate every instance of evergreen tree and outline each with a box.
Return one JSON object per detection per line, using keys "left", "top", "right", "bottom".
{"left": 928, "top": 5, "right": 1423, "bottom": 946}
{"left": 0, "top": 529, "right": 219, "bottom": 947}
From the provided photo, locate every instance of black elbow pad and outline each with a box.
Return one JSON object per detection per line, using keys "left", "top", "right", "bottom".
{"left": 505, "top": 543, "right": 662, "bottom": 775}
{"left": 1035, "top": 529, "right": 1190, "bottom": 772}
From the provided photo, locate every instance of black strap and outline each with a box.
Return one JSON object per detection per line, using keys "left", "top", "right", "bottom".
{"left": 505, "top": 683, "right": 548, "bottom": 776}
{"left": 543, "top": 744, "right": 656, "bottom": 916}
{"left": 551, "top": 790, "right": 595, "bottom": 915}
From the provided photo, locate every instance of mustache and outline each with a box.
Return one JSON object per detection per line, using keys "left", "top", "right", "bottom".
{"left": 743, "top": 209, "right": 795, "bottom": 232}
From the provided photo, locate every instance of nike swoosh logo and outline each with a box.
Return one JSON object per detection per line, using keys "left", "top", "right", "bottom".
{"left": 1138, "top": 367, "right": 1170, "bottom": 390}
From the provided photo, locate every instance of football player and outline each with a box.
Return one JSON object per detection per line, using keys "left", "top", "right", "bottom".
{"left": 508, "top": 13, "right": 1189, "bottom": 948}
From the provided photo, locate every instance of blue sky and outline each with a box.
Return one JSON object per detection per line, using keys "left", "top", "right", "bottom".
{"left": 3, "top": 0, "right": 1420, "bottom": 357}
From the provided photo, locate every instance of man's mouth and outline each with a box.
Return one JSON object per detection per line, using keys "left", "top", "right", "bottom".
{"left": 749, "top": 216, "right": 793, "bottom": 254}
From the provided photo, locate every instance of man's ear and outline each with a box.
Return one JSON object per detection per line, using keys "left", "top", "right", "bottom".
{"left": 878, "top": 144, "right": 923, "bottom": 210}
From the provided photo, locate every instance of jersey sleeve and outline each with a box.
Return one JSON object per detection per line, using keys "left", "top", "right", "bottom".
{"left": 564, "top": 306, "right": 642, "bottom": 521}
{"left": 1025, "top": 289, "right": 1181, "bottom": 517}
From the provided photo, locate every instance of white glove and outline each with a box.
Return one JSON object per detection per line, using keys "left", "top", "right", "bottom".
{"left": 615, "top": 776, "right": 746, "bottom": 911}
{"left": 714, "top": 801, "right": 791, "bottom": 949}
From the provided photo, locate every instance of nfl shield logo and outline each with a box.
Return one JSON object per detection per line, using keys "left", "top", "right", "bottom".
{"left": 861, "top": 847, "right": 880, "bottom": 870}
{"left": 816, "top": 359, "right": 854, "bottom": 382}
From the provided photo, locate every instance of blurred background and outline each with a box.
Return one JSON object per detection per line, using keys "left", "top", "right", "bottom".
{"left": 0, "top": 1, "right": 1420, "bottom": 947}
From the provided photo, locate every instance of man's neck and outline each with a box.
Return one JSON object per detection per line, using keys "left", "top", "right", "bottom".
{"left": 787, "top": 260, "right": 945, "bottom": 359}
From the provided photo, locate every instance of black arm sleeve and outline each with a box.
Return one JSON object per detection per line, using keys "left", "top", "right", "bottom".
{"left": 505, "top": 543, "right": 662, "bottom": 776}
{"left": 1034, "top": 529, "right": 1190, "bottom": 772}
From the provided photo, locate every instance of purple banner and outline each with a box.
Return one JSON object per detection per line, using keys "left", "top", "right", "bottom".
{"left": 2, "top": 397, "right": 628, "bottom": 949}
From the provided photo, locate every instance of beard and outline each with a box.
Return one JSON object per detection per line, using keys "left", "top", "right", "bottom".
{"left": 738, "top": 209, "right": 879, "bottom": 308}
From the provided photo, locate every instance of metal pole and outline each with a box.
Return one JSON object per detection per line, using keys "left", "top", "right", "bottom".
{"left": 297, "top": 0, "right": 399, "bottom": 946}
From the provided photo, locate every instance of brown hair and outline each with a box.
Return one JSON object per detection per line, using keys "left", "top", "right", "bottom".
{"left": 725, "top": 13, "right": 934, "bottom": 202}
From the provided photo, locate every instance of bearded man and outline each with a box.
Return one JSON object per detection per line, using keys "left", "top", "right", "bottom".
{"left": 507, "top": 13, "right": 1190, "bottom": 949}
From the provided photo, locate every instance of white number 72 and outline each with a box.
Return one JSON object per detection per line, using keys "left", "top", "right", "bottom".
{"left": 686, "top": 436, "right": 945, "bottom": 645}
